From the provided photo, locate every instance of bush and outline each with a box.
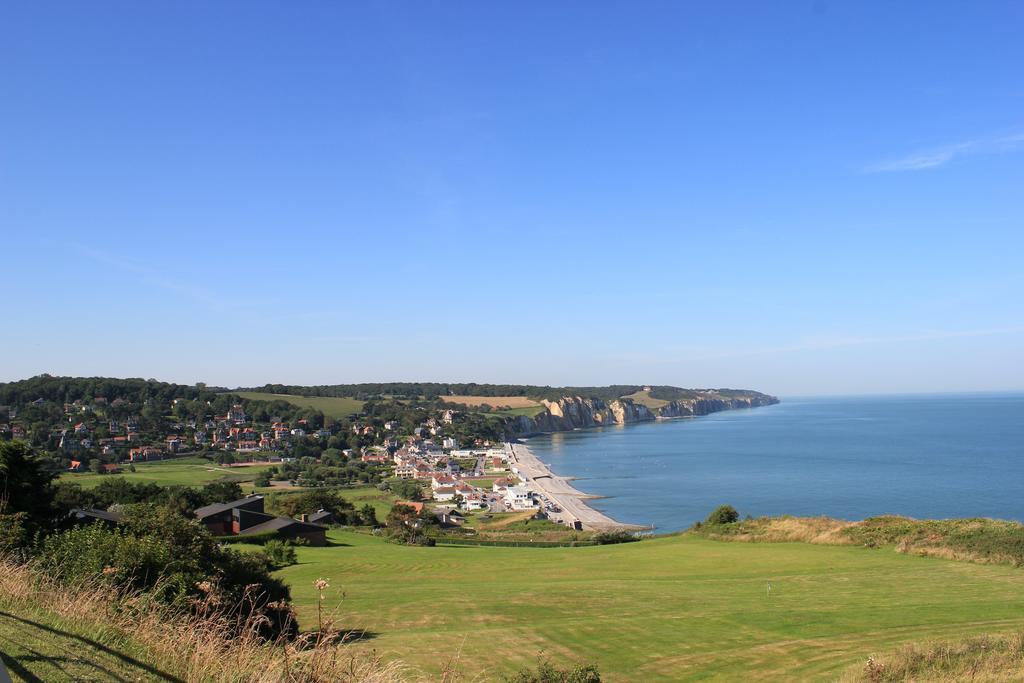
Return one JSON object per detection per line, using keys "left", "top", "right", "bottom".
{"left": 591, "top": 530, "right": 640, "bottom": 545}
{"left": 36, "top": 504, "right": 295, "bottom": 638}
{"left": 260, "top": 539, "right": 298, "bottom": 568}
{"left": 706, "top": 504, "right": 739, "bottom": 525}
{"left": 505, "top": 659, "right": 601, "bottom": 682}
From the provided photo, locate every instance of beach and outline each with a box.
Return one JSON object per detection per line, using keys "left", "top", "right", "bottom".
{"left": 506, "top": 440, "right": 647, "bottom": 531}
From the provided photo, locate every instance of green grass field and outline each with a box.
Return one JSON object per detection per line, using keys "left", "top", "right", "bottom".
{"left": 277, "top": 531, "right": 1024, "bottom": 681}
{"left": 60, "top": 456, "right": 273, "bottom": 489}
{"left": 231, "top": 391, "right": 365, "bottom": 418}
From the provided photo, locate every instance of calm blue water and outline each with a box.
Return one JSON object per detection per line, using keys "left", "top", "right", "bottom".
{"left": 524, "top": 394, "right": 1024, "bottom": 532}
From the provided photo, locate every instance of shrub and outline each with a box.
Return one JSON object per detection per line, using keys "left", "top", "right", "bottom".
{"left": 706, "top": 504, "right": 739, "bottom": 525}
{"left": 505, "top": 659, "right": 601, "bottom": 682}
{"left": 591, "top": 530, "right": 639, "bottom": 545}
{"left": 36, "top": 503, "right": 294, "bottom": 638}
{"left": 260, "top": 539, "right": 298, "bottom": 568}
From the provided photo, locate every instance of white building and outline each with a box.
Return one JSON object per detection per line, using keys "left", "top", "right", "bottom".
{"left": 506, "top": 485, "right": 538, "bottom": 510}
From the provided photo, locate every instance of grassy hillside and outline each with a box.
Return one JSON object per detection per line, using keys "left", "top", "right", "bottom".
{"left": 231, "top": 391, "right": 365, "bottom": 418}
{"left": 60, "top": 456, "right": 274, "bottom": 489}
{"left": 276, "top": 530, "right": 1024, "bottom": 681}
{"left": 0, "top": 602, "right": 168, "bottom": 682}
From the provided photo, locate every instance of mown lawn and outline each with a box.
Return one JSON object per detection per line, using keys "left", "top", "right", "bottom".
{"left": 231, "top": 391, "right": 365, "bottom": 419}
{"left": 60, "top": 456, "right": 273, "bottom": 489}
{"left": 277, "top": 531, "right": 1024, "bottom": 681}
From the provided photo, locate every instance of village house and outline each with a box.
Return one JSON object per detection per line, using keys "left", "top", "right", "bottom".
{"left": 227, "top": 404, "right": 247, "bottom": 425}
{"left": 431, "top": 473, "right": 457, "bottom": 490}
{"left": 461, "top": 493, "right": 487, "bottom": 511}
{"left": 129, "top": 445, "right": 163, "bottom": 462}
{"left": 433, "top": 486, "right": 456, "bottom": 502}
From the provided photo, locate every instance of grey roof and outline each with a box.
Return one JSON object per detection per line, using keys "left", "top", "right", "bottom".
{"left": 238, "top": 517, "right": 327, "bottom": 536}
{"left": 194, "top": 496, "right": 263, "bottom": 519}
{"left": 308, "top": 510, "right": 333, "bottom": 523}
{"left": 71, "top": 508, "right": 122, "bottom": 523}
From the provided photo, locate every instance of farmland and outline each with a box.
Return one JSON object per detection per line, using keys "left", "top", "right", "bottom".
{"left": 277, "top": 530, "right": 1024, "bottom": 681}
{"left": 443, "top": 395, "right": 546, "bottom": 418}
{"left": 231, "top": 391, "right": 365, "bottom": 418}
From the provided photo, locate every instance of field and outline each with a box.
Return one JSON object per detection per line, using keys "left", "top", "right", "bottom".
{"left": 231, "top": 391, "right": 365, "bottom": 419}
{"left": 621, "top": 389, "right": 670, "bottom": 411}
{"left": 277, "top": 531, "right": 1024, "bottom": 681}
{"left": 60, "top": 456, "right": 274, "bottom": 489}
{"left": 443, "top": 395, "right": 543, "bottom": 409}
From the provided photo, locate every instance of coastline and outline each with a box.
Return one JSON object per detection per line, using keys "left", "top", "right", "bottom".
{"left": 506, "top": 441, "right": 650, "bottom": 532}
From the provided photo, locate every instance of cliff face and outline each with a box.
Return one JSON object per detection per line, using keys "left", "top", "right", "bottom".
{"left": 654, "top": 394, "right": 778, "bottom": 418}
{"left": 510, "top": 393, "right": 778, "bottom": 436}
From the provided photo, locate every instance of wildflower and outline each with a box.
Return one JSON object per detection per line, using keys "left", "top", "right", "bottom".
{"left": 314, "top": 578, "right": 330, "bottom": 592}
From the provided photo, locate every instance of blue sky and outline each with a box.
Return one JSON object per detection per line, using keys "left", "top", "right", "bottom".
{"left": 2, "top": 2, "right": 1022, "bottom": 395}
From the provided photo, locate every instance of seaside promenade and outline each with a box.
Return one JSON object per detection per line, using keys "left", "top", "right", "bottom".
{"left": 506, "top": 441, "right": 647, "bottom": 532}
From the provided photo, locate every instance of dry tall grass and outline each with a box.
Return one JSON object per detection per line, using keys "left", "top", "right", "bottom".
{"left": 840, "top": 632, "right": 1024, "bottom": 682}
{"left": 697, "top": 516, "right": 856, "bottom": 545}
{"left": 0, "top": 557, "right": 424, "bottom": 682}
{"left": 694, "top": 515, "right": 1024, "bottom": 567}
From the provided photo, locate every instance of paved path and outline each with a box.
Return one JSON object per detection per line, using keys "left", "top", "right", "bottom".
{"left": 506, "top": 441, "right": 648, "bottom": 532}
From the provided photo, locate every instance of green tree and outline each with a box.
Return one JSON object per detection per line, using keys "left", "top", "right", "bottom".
{"left": 0, "top": 441, "right": 59, "bottom": 541}
{"left": 200, "top": 481, "right": 243, "bottom": 504}
{"left": 359, "top": 503, "right": 378, "bottom": 527}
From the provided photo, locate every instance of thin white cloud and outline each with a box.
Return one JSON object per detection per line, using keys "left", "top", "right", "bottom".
{"left": 865, "top": 132, "right": 1024, "bottom": 173}
{"left": 71, "top": 243, "right": 223, "bottom": 310}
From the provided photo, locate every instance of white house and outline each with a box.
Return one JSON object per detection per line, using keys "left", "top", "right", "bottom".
{"left": 506, "top": 485, "right": 538, "bottom": 510}
{"left": 433, "top": 486, "right": 456, "bottom": 502}
{"left": 431, "top": 473, "right": 457, "bottom": 490}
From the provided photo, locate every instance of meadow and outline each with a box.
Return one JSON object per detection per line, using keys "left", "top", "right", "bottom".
{"left": 231, "top": 391, "right": 365, "bottom": 419}
{"left": 60, "top": 456, "right": 274, "bottom": 489}
{"left": 277, "top": 531, "right": 1024, "bottom": 681}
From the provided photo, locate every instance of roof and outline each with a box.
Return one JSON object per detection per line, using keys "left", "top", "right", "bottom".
{"left": 71, "top": 508, "right": 122, "bottom": 523}
{"left": 194, "top": 495, "right": 264, "bottom": 519}
{"left": 238, "top": 517, "right": 327, "bottom": 536}
{"left": 308, "top": 510, "right": 333, "bottom": 523}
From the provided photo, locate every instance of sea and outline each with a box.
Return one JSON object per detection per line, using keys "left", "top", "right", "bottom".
{"left": 522, "top": 393, "right": 1024, "bottom": 533}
